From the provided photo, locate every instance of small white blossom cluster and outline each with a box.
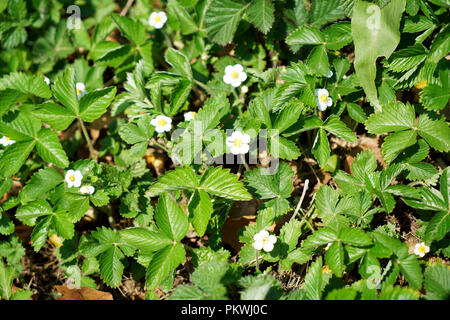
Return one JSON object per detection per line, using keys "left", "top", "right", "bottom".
{"left": 76, "top": 82, "right": 87, "bottom": 99}
{"left": 414, "top": 242, "right": 430, "bottom": 258}
{"left": 315, "top": 88, "right": 332, "bottom": 111}
{"left": 151, "top": 115, "right": 172, "bottom": 133}
{"left": 223, "top": 64, "right": 247, "bottom": 87}
{"left": 226, "top": 131, "right": 251, "bottom": 155}
{"left": 253, "top": 230, "right": 277, "bottom": 252}
{"left": 65, "top": 169, "right": 95, "bottom": 195}
{"left": 149, "top": 12, "right": 167, "bottom": 29}
{"left": 0, "top": 136, "right": 15, "bottom": 147}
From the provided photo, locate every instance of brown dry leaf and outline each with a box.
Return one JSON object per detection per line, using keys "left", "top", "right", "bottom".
{"left": 145, "top": 148, "right": 166, "bottom": 176}
{"left": 221, "top": 200, "right": 259, "bottom": 252}
{"left": 54, "top": 285, "right": 113, "bottom": 300}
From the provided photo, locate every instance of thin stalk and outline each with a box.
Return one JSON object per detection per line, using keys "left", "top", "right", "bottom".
{"left": 78, "top": 118, "right": 97, "bottom": 161}
{"left": 290, "top": 179, "right": 309, "bottom": 221}
{"left": 240, "top": 154, "right": 250, "bottom": 171}
{"left": 255, "top": 249, "right": 259, "bottom": 272}
{"left": 150, "top": 138, "right": 169, "bottom": 153}
{"left": 194, "top": 79, "right": 213, "bottom": 95}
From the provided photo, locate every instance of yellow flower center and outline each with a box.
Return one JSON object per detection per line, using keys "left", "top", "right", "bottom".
{"left": 233, "top": 138, "right": 243, "bottom": 147}
{"left": 415, "top": 80, "right": 427, "bottom": 89}
{"left": 157, "top": 119, "right": 167, "bottom": 126}
{"left": 231, "top": 71, "right": 239, "bottom": 79}
{"left": 5, "top": 137, "right": 10, "bottom": 141}
{"left": 69, "top": 175, "right": 75, "bottom": 182}
{"left": 418, "top": 246, "right": 426, "bottom": 254}
{"left": 191, "top": 112, "right": 196, "bottom": 117}
{"left": 76, "top": 89, "right": 81, "bottom": 95}
{"left": 155, "top": 16, "right": 161, "bottom": 22}
{"left": 320, "top": 94, "right": 328, "bottom": 102}
{"left": 261, "top": 237, "right": 268, "bottom": 244}
{"left": 322, "top": 265, "right": 332, "bottom": 274}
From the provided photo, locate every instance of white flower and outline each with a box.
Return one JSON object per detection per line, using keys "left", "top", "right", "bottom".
{"left": 44, "top": 76, "right": 51, "bottom": 85}
{"left": 253, "top": 230, "right": 277, "bottom": 252}
{"left": 201, "top": 53, "right": 208, "bottom": 61}
{"left": 226, "top": 130, "right": 250, "bottom": 155}
{"left": 223, "top": 64, "right": 247, "bottom": 87}
{"left": 151, "top": 115, "right": 172, "bottom": 133}
{"left": 325, "top": 243, "right": 332, "bottom": 251}
{"left": 76, "top": 82, "right": 87, "bottom": 99}
{"left": 315, "top": 88, "right": 332, "bottom": 111}
{"left": 241, "top": 85, "right": 248, "bottom": 94}
{"left": 65, "top": 169, "right": 83, "bottom": 188}
{"left": 0, "top": 136, "right": 15, "bottom": 147}
{"left": 149, "top": 11, "right": 167, "bottom": 29}
{"left": 184, "top": 111, "right": 196, "bottom": 122}
{"left": 325, "top": 70, "right": 333, "bottom": 78}
{"left": 80, "top": 185, "right": 95, "bottom": 195}
{"left": 414, "top": 242, "right": 430, "bottom": 258}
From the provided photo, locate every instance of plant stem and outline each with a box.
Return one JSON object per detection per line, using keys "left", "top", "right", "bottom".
{"left": 120, "top": 0, "right": 134, "bottom": 16}
{"left": 255, "top": 249, "right": 259, "bottom": 271}
{"left": 240, "top": 154, "right": 250, "bottom": 171}
{"left": 78, "top": 118, "right": 97, "bottom": 161}
{"left": 194, "top": 79, "right": 213, "bottom": 95}
{"left": 150, "top": 138, "right": 169, "bottom": 153}
{"left": 290, "top": 179, "right": 309, "bottom": 221}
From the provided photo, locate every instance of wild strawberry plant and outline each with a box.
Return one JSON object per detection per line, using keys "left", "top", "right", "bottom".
{"left": 0, "top": 0, "right": 449, "bottom": 301}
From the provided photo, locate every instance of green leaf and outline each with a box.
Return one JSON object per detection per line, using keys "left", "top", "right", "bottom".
{"left": 286, "top": 26, "right": 324, "bottom": 51}
{"left": 167, "top": 0, "right": 198, "bottom": 35}
{"left": 325, "top": 241, "right": 345, "bottom": 277}
{"left": 164, "top": 48, "right": 193, "bottom": 81}
{"left": 378, "top": 285, "right": 419, "bottom": 300}
{"left": 0, "top": 140, "right": 35, "bottom": 177}
{"left": 417, "top": 112, "right": 450, "bottom": 152}
{"left": 302, "top": 257, "right": 323, "bottom": 300}
{"left": 310, "top": 0, "right": 345, "bottom": 27}
{"left": 147, "top": 166, "right": 199, "bottom": 197}
{"left": 244, "top": 162, "right": 294, "bottom": 199}
{"left": 35, "top": 129, "right": 69, "bottom": 168}
{"left": 0, "top": 73, "right": 51, "bottom": 99}
{"left": 51, "top": 67, "right": 79, "bottom": 115}
{"left": 323, "top": 115, "right": 357, "bottom": 142}
{"left": 99, "top": 246, "right": 125, "bottom": 288}
{"left": 398, "top": 254, "right": 423, "bottom": 290}
{"left": 205, "top": 0, "right": 247, "bottom": 45}
{"left": 155, "top": 193, "right": 189, "bottom": 242}
{"left": 79, "top": 86, "right": 117, "bottom": 122}
{"left": 387, "top": 44, "right": 427, "bottom": 72}
{"left": 424, "top": 210, "right": 450, "bottom": 243}
{"left": 30, "top": 215, "right": 52, "bottom": 252}
{"left": 279, "top": 219, "right": 302, "bottom": 252}
{"left": 111, "top": 13, "right": 145, "bottom": 45}
{"left": 120, "top": 228, "right": 172, "bottom": 254}
{"left": 199, "top": 166, "right": 252, "bottom": 200}
{"left": 312, "top": 128, "right": 330, "bottom": 168}
{"left": 53, "top": 210, "right": 75, "bottom": 239}
{"left": 381, "top": 130, "right": 417, "bottom": 164}
{"left": 188, "top": 190, "right": 213, "bottom": 237}
{"left": 302, "top": 227, "right": 337, "bottom": 249}
{"left": 365, "top": 102, "right": 415, "bottom": 134}
{"left": 146, "top": 243, "right": 186, "bottom": 289}
{"left": 32, "top": 102, "right": 77, "bottom": 131}
{"left": 352, "top": 0, "right": 406, "bottom": 110}
{"left": 0, "top": 260, "right": 14, "bottom": 299}
{"left": 246, "top": 0, "right": 274, "bottom": 34}
{"left": 307, "top": 45, "right": 330, "bottom": 76}
{"left": 424, "top": 265, "right": 450, "bottom": 300}
{"left": 339, "top": 228, "right": 372, "bottom": 247}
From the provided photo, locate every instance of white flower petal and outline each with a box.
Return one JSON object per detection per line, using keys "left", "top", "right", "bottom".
{"left": 230, "top": 145, "right": 241, "bottom": 155}
{"left": 268, "top": 235, "right": 277, "bottom": 244}
{"left": 234, "top": 64, "right": 243, "bottom": 73}
{"left": 241, "top": 133, "right": 251, "bottom": 144}
{"left": 253, "top": 241, "right": 263, "bottom": 251}
{"left": 225, "top": 65, "right": 234, "bottom": 75}
{"left": 238, "top": 144, "right": 249, "bottom": 154}
{"left": 263, "top": 242, "right": 274, "bottom": 252}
